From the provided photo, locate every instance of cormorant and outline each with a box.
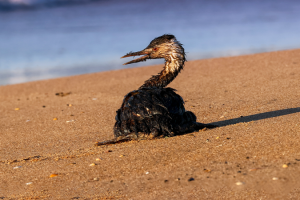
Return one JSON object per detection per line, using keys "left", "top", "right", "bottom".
{"left": 96, "top": 34, "right": 216, "bottom": 145}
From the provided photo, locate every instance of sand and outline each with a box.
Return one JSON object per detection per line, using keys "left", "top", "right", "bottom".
{"left": 1, "top": 49, "right": 300, "bottom": 199}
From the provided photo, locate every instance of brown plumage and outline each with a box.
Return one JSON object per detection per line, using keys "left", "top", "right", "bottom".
{"left": 96, "top": 34, "right": 216, "bottom": 146}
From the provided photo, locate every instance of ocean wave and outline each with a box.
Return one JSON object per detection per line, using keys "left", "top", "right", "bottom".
{"left": 0, "top": 0, "right": 102, "bottom": 11}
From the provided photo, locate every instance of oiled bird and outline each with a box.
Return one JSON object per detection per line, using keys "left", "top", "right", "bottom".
{"left": 96, "top": 34, "right": 216, "bottom": 145}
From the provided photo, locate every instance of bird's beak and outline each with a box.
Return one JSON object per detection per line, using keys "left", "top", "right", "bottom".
{"left": 121, "top": 49, "right": 151, "bottom": 65}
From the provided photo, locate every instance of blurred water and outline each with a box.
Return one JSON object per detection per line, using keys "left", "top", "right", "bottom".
{"left": 0, "top": 0, "right": 300, "bottom": 85}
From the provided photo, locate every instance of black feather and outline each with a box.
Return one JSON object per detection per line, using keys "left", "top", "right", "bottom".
{"left": 113, "top": 87, "right": 213, "bottom": 138}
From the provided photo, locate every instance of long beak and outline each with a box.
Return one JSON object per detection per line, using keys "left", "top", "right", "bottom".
{"left": 121, "top": 50, "right": 151, "bottom": 65}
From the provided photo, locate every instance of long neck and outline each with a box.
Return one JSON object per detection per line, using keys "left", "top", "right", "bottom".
{"left": 139, "top": 54, "right": 185, "bottom": 89}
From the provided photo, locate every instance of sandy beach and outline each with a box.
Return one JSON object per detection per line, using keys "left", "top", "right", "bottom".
{"left": 1, "top": 49, "right": 300, "bottom": 199}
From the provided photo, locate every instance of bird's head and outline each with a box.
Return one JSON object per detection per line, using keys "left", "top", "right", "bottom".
{"left": 121, "top": 34, "right": 185, "bottom": 65}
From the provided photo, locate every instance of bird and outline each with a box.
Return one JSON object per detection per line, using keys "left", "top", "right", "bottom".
{"left": 96, "top": 34, "right": 216, "bottom": 146}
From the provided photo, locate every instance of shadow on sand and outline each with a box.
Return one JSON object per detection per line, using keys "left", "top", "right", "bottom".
{"left": 211, "top": 107, "right": 300, "bottom": 127}
{"left": 96, "top": 107, "right": 300, "bottom": 146}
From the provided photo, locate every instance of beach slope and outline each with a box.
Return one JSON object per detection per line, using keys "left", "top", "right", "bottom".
{"left": 1, "top": 49, "right": 300, "bottom": 199}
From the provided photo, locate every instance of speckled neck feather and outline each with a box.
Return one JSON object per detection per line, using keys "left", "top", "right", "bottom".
{"left": 139, "top": 39, "right": 186, "bottom": 89}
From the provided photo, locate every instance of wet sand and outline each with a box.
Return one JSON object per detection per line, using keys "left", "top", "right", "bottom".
{"left": 1, "top": 49, "right": 300, "bottom": 199}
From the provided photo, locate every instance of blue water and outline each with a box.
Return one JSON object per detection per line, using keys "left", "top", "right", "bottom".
{"left": 0, "top": 0, "right": 300, "bottom": 85}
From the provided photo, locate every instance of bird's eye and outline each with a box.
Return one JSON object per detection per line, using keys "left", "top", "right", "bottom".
{"left": 153, "top": 48, "right": 158, "bottom": 51}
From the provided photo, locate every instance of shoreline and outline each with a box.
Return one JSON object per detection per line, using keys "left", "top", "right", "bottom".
{"left": 1, "top": 49, "right": 300, "bottom": 199}
{"left": 2, "top": 48, "right": 299, "bottom": 87}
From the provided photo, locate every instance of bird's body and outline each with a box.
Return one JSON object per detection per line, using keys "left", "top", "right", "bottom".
{"left": 96, "top": 34, "right": 215, "bottom": 145}
{"left": 114, "top": 87, "right": 193, "bottom": 138}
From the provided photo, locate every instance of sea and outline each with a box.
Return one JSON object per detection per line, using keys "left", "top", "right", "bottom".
{"left": 0, "top": 0, "right": 300, "bottom": 85}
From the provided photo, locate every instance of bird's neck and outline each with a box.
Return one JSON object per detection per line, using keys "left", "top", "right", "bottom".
{"left": 139, "top": 53, "right": 185, "bottom": 89}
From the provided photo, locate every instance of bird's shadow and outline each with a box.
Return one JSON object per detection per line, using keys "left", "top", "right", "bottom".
{"left": 209, "top": 107, "right": 300, "bottom": 127}
{"left": 95, "top": 107, "right": 300, "bottom": 146}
